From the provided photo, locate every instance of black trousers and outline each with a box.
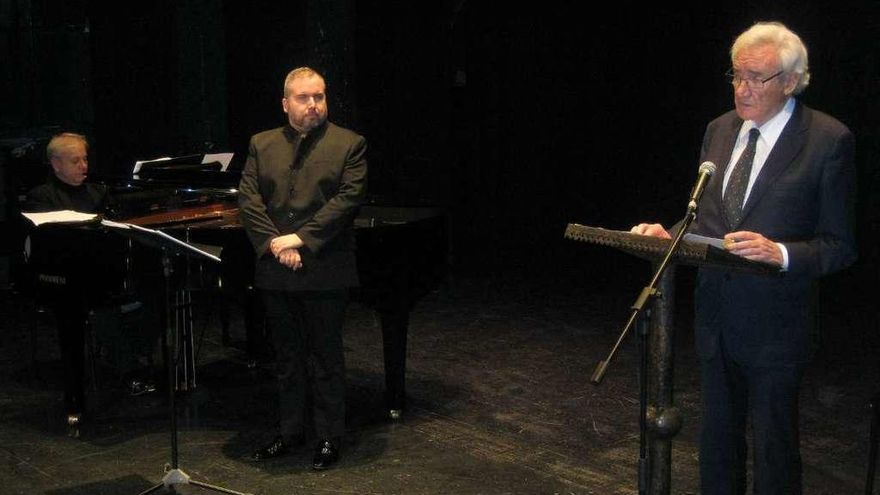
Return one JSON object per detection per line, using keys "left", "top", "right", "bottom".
{"left": 262, "top": 289, "right": 348, "bottom": 440}
{"left": 699, "top": 339, "right": 805, "bottom": 495}
{"left": 51, "top": 299, "right": 87, "bottom": 414}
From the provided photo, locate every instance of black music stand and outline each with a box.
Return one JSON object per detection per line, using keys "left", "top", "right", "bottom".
{"left": 564, "top": 223, "right": 778, "bottom": 495}
{"left": 100, "top": 220, "right": 252, "bottom": 495}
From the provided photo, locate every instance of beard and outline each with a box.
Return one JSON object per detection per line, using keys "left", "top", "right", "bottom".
{"left": 299, "top": 111, "right": 326, "bottom": 132}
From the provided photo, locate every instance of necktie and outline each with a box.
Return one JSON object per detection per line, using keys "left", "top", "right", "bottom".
{"left": 722, "top": 128, "right": 760, "bottom": 229}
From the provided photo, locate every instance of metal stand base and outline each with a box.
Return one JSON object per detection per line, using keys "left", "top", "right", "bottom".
{"left": 137, "top": 251, "right": 251, "bottom": 495}
{"left": 138, "top": 466, "right": 252, "bottom": 495}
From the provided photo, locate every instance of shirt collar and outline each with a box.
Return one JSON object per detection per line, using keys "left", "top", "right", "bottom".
{"left": 283, "top": 121, "right": 328, "bottom": 142}
{"left": 738, "top": 97, "right": 796, "bottom": 146}
{"left": 49, "top": 172, "right": 86, "bottom": 191}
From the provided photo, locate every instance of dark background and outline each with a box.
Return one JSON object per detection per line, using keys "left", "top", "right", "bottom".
{"left": 2, "top": 1, "right": 878, "bottom": 287}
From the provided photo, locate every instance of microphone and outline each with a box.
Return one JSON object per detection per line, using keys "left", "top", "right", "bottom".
{"left": 687, "top": 161, "right": 717, "bottom": 213}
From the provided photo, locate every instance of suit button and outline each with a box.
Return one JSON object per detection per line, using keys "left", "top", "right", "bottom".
{"left": 724, "top": 273, "right": 731, "bottom": 281}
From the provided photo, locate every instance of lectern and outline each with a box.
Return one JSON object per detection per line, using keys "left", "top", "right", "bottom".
{"left": 564, "top": 223, "right": 777, "bottom": 495}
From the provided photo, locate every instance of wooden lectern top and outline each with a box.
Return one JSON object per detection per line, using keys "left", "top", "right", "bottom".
{"left": 564, "top": 223, "right": 779, "bottom": 276}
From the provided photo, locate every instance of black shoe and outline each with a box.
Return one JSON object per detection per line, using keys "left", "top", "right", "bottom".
{"left": 312, "top": 438, "right": 341, "bottom": 470}
{"left": 252, "top": 434, "right": 303, "bottom": 461}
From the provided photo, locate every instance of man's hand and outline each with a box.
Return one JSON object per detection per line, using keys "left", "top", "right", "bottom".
{"left": 277, "top": 248, "right": 303, "bottom": 271}
{"left": 270, "top": 233, "right": 304, "bottom": 257}
{"left": 723, "top": 231, "right": 783, "bottom": 266}
{"left": 630, "top": 223, "right": 672, "bottom": 239}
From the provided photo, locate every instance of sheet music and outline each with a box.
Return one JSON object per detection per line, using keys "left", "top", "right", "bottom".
{"left": 133, "top": 153, "right": 234, "bottom": 174}
{"left": 133, "top": 156, "right": 171, "bottom": 174}
{"left": 22, "top": 210, "right": 98, "bottom": 226}
{"left": 100, "top": 219, "right": 132, "bottom": 229}
{"left": 683, "top": 233, "right": 727, "bottom": 250}
{"left": 101, "top": 220, "right": 221, "bottom": 263}
{"left": 202, "top": 153, "right": 234, "bottom": 172}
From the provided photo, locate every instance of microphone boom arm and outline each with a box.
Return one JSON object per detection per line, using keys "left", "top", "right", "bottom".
{"left": 590, "top": 207, "right": 696, "bottom": 384}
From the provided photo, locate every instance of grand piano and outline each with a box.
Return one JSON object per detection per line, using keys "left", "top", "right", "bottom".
{"left": 92, "top": 160, "right": 449, "bottom": 415}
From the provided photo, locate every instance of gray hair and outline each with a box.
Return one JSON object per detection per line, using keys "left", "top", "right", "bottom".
{"left": 46, "top": 132, "right": 88, "bottom": 161}
{"left": 731, "top": 21, "right": 810, "bottom": 95}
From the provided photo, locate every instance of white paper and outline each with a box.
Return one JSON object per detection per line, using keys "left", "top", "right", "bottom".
{"left": 127, "top": 223, "right": 222, "bottom": 262}
{"left": 132, "top": 156, "right": 171, "bottom": 174}
{"left": 683, "top": 233, "right": 726, "bottom": 250}
{"left": 202, "top": 153, "right": 234, "bottom": 172}
{"left": 98, "top": 220, "right": 221, "bottom": 262}
{"left": 100, "top": 219, "right": 132, "bottom": 229}
{"left": 22, "top": 210, "right": 97, "bottom": 226}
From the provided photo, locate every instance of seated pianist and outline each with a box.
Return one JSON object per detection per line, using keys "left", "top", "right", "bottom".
{"left": 25, "top": 132, "right": 111, "bottom": 214}
{"left": 23, "top": 132, "right": 157, "bottom": 427}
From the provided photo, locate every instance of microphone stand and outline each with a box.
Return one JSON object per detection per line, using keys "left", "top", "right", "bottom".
{"left": 590, "top": 203, "right": 700, "bottom": 495}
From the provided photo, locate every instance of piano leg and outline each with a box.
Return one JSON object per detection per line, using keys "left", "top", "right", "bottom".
{"left": 379, "top": 306, "right": 409, "bottom": 418}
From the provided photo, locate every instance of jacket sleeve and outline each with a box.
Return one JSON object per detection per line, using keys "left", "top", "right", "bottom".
{"left": 785, "top": 128, "right": 858, "bottom": 277}
{"left": 296, "top": 135, "right": 367, "bottom": 254}
{"left": 238, "top": 138, "right": 281, "bottom": 257}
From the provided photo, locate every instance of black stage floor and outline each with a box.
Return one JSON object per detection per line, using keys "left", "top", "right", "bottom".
{"left": 0, "top": 261, "right": 876, "bottom": 494}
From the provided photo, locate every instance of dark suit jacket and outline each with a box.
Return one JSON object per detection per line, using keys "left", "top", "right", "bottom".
{"left": 238, "top": 122, "right": 367, "bottom": 291}
{"left": 690, "top": 101, "right": 856, "bottom": 366}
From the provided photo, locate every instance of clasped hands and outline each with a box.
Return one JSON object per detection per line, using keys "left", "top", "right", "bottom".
{"left": 630, "top": 223, "right": 783, "bottom": 267}
{"left": 270, "top": 233, "right": 305, "bottom": 270}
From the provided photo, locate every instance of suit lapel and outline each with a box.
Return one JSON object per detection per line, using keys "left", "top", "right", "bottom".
{"left": 740, "top": 103, "right": 808, "bottom": 223}
{"left": 707, "top": 117, "right": 741, "bottom": 209}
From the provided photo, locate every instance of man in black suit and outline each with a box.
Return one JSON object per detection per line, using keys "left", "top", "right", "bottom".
{"left": 632, "top": 22, "right": 856, "bottom": 494}
{"left": 238, "top": 67, "right": 367, "bottom": 470}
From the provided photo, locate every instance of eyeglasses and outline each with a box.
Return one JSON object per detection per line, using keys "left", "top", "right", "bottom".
{"left": 725, "top": 69, "right": 784, "bottom": 90}
{"left": 287, "top": 93, "right": 326, "bottom": 105}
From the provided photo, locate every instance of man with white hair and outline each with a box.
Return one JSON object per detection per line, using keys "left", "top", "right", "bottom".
{"left": 25, "top": 132, "right": 110, "bottom": 426}
{"left": 632, "top": 22, "right": 856, "bottom": 494}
